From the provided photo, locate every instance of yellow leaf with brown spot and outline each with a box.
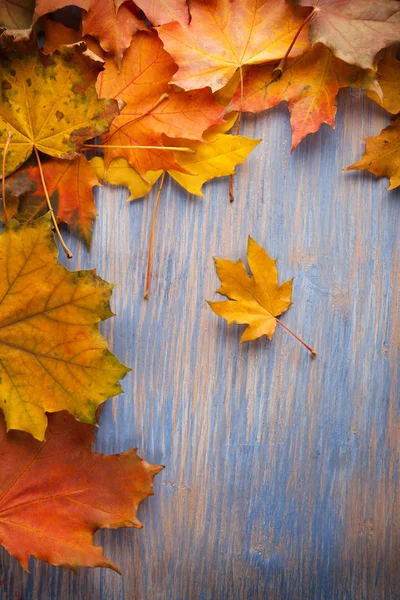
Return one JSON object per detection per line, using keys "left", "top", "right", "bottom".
{"left": 0, "top": 217, "right": 130, "bottom": 440}
{"left": 0, "top": 43, "right": 119, "bottom": 178}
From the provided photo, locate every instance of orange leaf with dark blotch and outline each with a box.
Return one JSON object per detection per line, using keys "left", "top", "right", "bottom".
{"left": 0, "top": 217, "right": 129, "bottom": 440}
{"left": 345, "top": 117, "right": 400, "bottom": 190}
{"left": 157, "top": 0, "right": 310, "bottom": 92}
{"left": 228, "top": 44, "right": 380, "bottom": 150}
{"left": 97, "top": 31, "right": 226, "bottom": 175}
{"left": 291, "top": 0, "right": 400, "bottom": 70}
{"left": 366, "top": 57, "right": 400, "bottom": 115}
{"left": 134, "top": 0, "right": 189, "bottom": 25}
{"left": 35, "top": 0, "right": 146, "bottom": 66}
{"left": 0, "top": 410, "right": 163, "bottom": 572}
{"left": 15, "top": 156, "right": 99, "bottom": 248}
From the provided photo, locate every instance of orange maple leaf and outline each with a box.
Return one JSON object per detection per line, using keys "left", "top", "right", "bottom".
{"left": 97, "top": 31, "right": 226, "bottom": 175}
{"left": 157, "top": 0, "right": 310, "bottom": 92}
{"left": 0, "top": 411, "right": 162, "bottom": 571}
{"left": 12, "top": 156, "right": 99, "bottom": 248}
{"left": 134, "top": 0, "right": 189, "bottom": 25}
{"left": 291, "top": 0, "right": 400, "bottom": 70}
{"left": 35, "top": 0, "right": 146, "bottom": 66}
{"left": 228, "top": 44, "right": 380, "bottom": 149}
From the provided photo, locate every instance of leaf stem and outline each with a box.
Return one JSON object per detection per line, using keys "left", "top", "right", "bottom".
{"left": 276, "top": 317, "right": 317, "bottom": 357}
{"left": 33, "top": 147, "right": 73, "bottom": 259}
{"left": 272, "top": 10, "right": 314, "bottom": 78}
{"left": 1, "top": 132, "right": 13, "bottom": 224}
{"left": 229, "top": 66, "right": 244, "bottom": 202}
{"left": 144, "top": 171, "right": 166, "bottom": 299}
{"left": 82, "top": 144, "right": 195, "bottom": 153}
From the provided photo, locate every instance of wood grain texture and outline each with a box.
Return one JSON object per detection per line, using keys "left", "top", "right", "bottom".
{"left": 0, "top": 90, "right": 399, "bottom": 600}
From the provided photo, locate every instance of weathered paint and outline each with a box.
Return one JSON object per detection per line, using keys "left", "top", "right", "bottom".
{"left": 0, "top": 90, "right": 399, "bottom": 599}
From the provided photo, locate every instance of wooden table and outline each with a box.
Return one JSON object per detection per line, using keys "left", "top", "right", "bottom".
{"left": 1, "top": 90, "right": 399, "bottom": 600}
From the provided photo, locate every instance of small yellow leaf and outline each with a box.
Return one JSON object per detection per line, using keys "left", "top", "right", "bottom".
{"left": 169, "top": 133, "right": 260, "bottom": 196}
{"left": 91, "top": 157, "right": 162, "bottom": 200}
{"left": 208, "top": 237, "right": 293, "bottom": 342}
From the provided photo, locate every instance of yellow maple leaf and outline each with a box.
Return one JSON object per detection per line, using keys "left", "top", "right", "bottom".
{"left": 93, "top": 122, "right": 260, "bottom": 198}
{"left": 0, "top": 43, "right": 119, "bottom": 178}
{"left": 345, "top": 117, "right": 400, "bottom": 190}
{"left": 0, "top": 216, "right": 130, "bottom": 440}
{"left": 208, "top": 237, "right": 316, "bottom": 355}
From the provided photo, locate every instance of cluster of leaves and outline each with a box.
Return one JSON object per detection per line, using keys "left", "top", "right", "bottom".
{"left": 0, "top": 0, "right": 399, "bottom": 575}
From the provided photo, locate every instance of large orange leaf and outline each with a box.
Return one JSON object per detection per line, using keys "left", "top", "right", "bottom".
{"left": 97, "top": 32, "right": 226, "bottom": 174}
{"left": 345, "top": 117, "right": 400, "bottom": 190}
{"left": 228, "top": 44, "right": 379, "bottom": 149}
{"left": 292, "top": 0, "right": 400, "bottom": 70}
{"left": 0, "top": 43, "right": 120, "bottom": 178}
{"left": 157, "top": 0, "right": 310, "bottom": 92}
{"left": 134, "top": 0, "right": 189, "bottom": 25}
{"left": 34, "top": 0, "right": 146, "bottom": 66}
{"left": 0, "top": 217, "right": 129, "bottom": 440}
{"left": 13, "top": 156, "right": 99, "bottom": 248}
{"left": 0, "top": 410, "right": 162, "bottom": 571}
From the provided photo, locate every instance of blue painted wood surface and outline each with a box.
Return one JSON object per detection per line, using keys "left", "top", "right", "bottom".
{"left": 1, "top": 90, "right": 399, "bottom": 600}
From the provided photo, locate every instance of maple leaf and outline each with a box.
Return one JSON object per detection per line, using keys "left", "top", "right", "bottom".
{"left": 13, "top": 156, "right": 99, "bottom": 248}
{"left": 0, "top": 43, "right": 120, "bottom": 178}
{"left": 97, "top": 31, "right": 226, "bottom": 175}
{"left": 91, "top": 122, "right": 260, "bottom": 198}
{"left": 0, "top": 410, "right": 162, "bottom": 571}
{"left": 228, "top": 44, "right": 380, "bottom": 149}
{"left": 157, "top": 0, "right": 311, "bottom": 92}
{"left": 345, "top": 117, "right": 400, "bottom": 190}
{"left": 134, "top": 0, "right": 189, "bottom": 25}
{"left": 208, "top": 237, "right": 316, "bottom": 354}
{"left": 166, "top": 129, "right": 261, "bottom": 196}
{"left": 34, "top": 0, "right": 146, "bottom": 66}
{"left": 291, "top": 0, "right": 400, "bottom": 70}
{"left": 0, "top": 217, "right": 130, "bottom": 440}
{"left": 366, "top": 56, "right": 400, "bottom": 115}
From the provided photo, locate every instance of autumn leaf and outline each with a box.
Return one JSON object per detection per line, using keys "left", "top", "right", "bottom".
{"left": 0, "top": 169, "right": 36, "bottom": 222}
{"left": 14, "top": 156, "right": 99, "bottom": 248}
{"left": 0, "top": 216, "right": 130, "bottom": 440}
{"left": 0, "top": 0, "right": 34, "bottom": 29}
{"left": 92, "top": 123, "right": 260, "bottom": 198}
{"left": 42, "top": 19, "right": 83, "bottom": 54}
{"left": 0, "top": 43, "right": 120, "bottom": 178}
{"left": 135, "top": 0, "right": 189, "bottom": 25}
{"left": 91, "top": 156, "right": 162, "bottom": 200}
{"left": 97, "top": 31, "right": 226, "bottom": 175}
{"left": 291, "top": 0, "right": 400, "bottom": 70}
{"left": 158, "top": 0, "right": 310, "bottom": 92}
{"left": 228, "top": 44, "right": 380, "bottom": 150}
{"left": 0, "top": 410, "right": 162, "bottom": 571}
{"left": 34, "top": 0, "right": 146, "bottom": 66}
{"left": 166, "top": 129, "right": 261, "bottom": 196}
{"left": 345, "top": 117, "right": 400, "bottom": 190}
{"left": 208, "top": 237, "right": 316, "bottom": 354}
{"left": 366, "top": 56, "right": 400, "bottom": 115}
